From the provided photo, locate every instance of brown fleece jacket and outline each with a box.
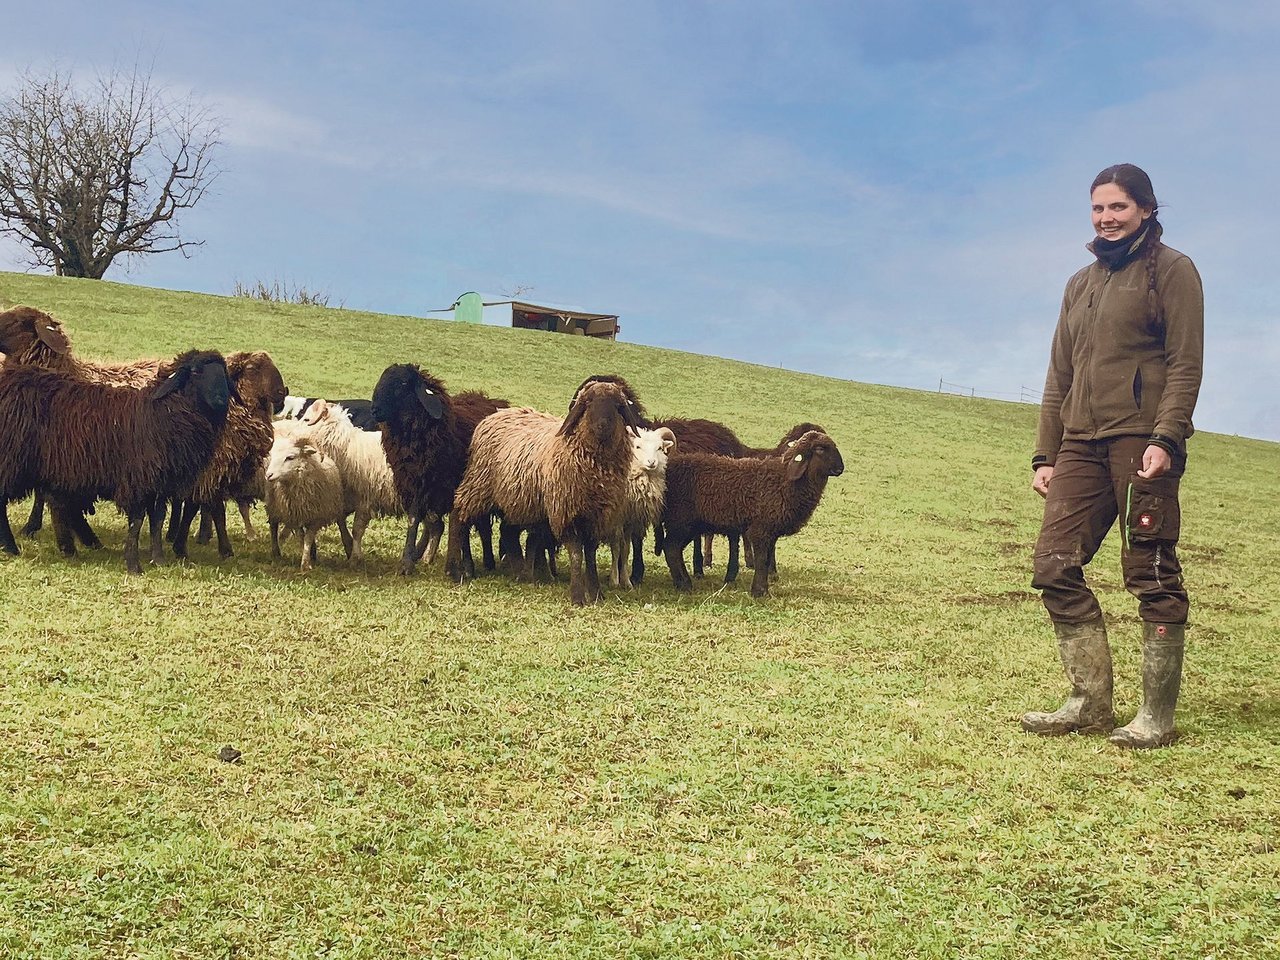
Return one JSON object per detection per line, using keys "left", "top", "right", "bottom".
{"left": 1035, "top": 240, "right": 1203, "bottom": 465}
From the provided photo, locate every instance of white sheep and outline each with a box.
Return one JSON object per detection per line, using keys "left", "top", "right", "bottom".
{"left": 263, "top": 424, "right": 347, "bottom": 571}
{"left": 610, "top": 426, "right": 676, "bottom": 589}
{"left": 299, "top": 399, "right": 401, "bottom": 562}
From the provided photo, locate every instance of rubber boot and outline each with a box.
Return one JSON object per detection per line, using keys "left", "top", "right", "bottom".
{"left": 1021, "top": 617, "right": 1115, "bottom": 736}
{"left": 1109, "top": 622, "right": 1184, "bottom": 750}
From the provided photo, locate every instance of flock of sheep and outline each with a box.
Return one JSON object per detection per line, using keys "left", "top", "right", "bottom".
{"left": 0, "top": 304, "right": 844, "bottom": 605}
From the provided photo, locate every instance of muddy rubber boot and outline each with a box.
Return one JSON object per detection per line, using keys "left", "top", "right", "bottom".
{"left": 1021, "top": 617, "right": 1115, "bottom": 736}
{"left": 1109, "top": 622, "right": 1184, "bottom": 750}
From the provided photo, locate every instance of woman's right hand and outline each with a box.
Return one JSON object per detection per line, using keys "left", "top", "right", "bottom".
{"left": 1032, "top": 465, "right": 1054, "bottom": 498}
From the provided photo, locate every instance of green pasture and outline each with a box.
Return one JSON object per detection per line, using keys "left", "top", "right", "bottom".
{"left": 1, "top": 271, "right": 1277, "bottom": 959}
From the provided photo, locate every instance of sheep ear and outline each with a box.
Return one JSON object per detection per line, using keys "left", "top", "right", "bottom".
{"left": 558, "top": 395, "right": 587, "bottom": 437}
{"left": 415, "top": 380, "right": 444, "bottom": 419}
{"left": 785, "top": 451, "right": 808, "bottom": 481}
{"left": 36, "top": 320, "right": 70, "bottom": 355}
{"left": 302, "top": 399, "right": 328, "bottom": 425}
{"left": 152, "top": 365, "right": 191, "bottom": 400}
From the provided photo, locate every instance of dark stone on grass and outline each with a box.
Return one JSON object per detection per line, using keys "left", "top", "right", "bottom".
{"left": 218, "top": 745, "right": 243, "bottom": 764}
{"left": 1227, "top": 787, "right": 1246, "bottom": 800}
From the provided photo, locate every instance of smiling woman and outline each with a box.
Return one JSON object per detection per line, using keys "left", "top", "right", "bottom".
{"left": 1023, "top": 162, "right": 1204, "bottom": 751}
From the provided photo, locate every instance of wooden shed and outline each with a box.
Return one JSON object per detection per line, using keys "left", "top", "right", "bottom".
{"left": 424, "top": 292, "right": 620, "bottom": 340}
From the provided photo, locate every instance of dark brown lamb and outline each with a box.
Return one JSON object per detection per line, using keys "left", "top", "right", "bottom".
{"left": 659, "top": 430, "right": 844, "bottom": 598}
{"left": 0, "top": 351, "right": 232, "bottom": 573}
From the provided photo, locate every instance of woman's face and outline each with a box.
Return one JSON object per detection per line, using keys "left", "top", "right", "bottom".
{"left": 1091, "top": 183, "right": 1151, "bottom": 242}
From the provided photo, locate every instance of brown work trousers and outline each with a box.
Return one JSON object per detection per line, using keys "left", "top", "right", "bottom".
{"left": 1032, "top": 436, "right": 1187, "bottom": 625}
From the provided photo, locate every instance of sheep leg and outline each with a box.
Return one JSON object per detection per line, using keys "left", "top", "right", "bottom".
{"left": 148, "top": 499, "right": 169, "bottom": 566}
{"left": 237, "top": 499, "right": 256, "bottom": 540}
{"left": 743, "top": 536, "right": 756, "bottom": 570}
{"left": 724, "top": 534, "right": 741, "bottom": 584}
{"left": 270, "top": 519, "right": 282, "bottom": 560}
{"left": 195, "top": 507, "right": 214, "bottom": 545}
{"left": 417, "top": 515, "right": 443, "bottom": 565}
{"left": 300, "top": 528, "right": 316, "bottom": 571}
{"left": 478, "top": 515, "right": 497, "bottom": 572}
{"left": 663, "top": 533, "right": 693, "bottom": 592}
{"left": 350, "top": 510, "right": 370, "bottom": 563}
{"left": 212, "top": 501, "right": 233, "bottom": 559}
{"left": 165, "top": 497, "right": 181, "bottom": 543}
{"left": 767, "top": 541, "right": 779, "bottom": 581}
{"left": 498, "top": 521, "right": 525, "bottom": 577}
{"left": 444, "top": 514, "right": 473, "bottom": 583}
{"left": 48, "top": 498, "right": 77, "bottom": 557}
{"left": 750, "top": 536, "right": 777, "bottom": 598}
{"left": 0, "top": 504, "right": 18, "bottom": 556}
{"left": 629, "top": 530, "right": 646, "bottom": 587}
{"left": 171, "top": 499, "right": 197, "bottom": 560}
{"left": 337, "top": 514, "right": 354, "bottom": 560}
{"left": 399, "top": 516, "right": 422, "bottom": 576}
{"left": 64, "top": 499, "right": 102, "bottom": 550}
{"left": 565, "top": 537, "right": 588, "bottom": 607}
{"left": 610, "top": 535, "right": 626, "bottom": 590}
{"left": 123, "top": 510, "right": 146, "bottom": 575}
{"left": 703, "top": 533, "right": 715, "bottom": 569}
{"left": 692, "top": 536, "right": 705, "bottom": 578}
{"left": 20, "top": 491, "right": 44, "bottom": 537}
{"left": 528, "top": 526, "right": 553, "bottom": 583}
{"left": 583, "top": 537, "right": 603, "bottom": 602}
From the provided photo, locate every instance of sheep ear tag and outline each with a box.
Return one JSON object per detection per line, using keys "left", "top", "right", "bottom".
{"left": 785, "top": 452, "right": 808, "bottom": 481}
{"left": 152, "top": 367, "right": 190, "bottom": 400}
{"left": 415, "top": 382, "right": 444, "bottom": 420}
{"left": 37, "top": 322, "right": 71, "bottom": 355}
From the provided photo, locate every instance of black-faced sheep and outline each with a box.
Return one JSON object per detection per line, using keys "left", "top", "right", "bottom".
{"left": 170, "top": 351, "right": 288, "bottom": 561}
{"left": 0, "top": 351, "right": 232, "bottom": 573}
{"left": 263, "top": 424, "right": 346, "bottom": 571}
{"left": 447, "top": 381, "right": 643, "bottom": 606}
{"left": 370, "top": 364, "right": 509, "bottom": 575}
{"left": 659, "top": 430, "right": 844, "bottom": 598}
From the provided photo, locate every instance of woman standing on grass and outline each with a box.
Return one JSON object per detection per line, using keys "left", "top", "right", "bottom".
{"left": 1022, "top": 163, "right": 1203, "bottom": 749}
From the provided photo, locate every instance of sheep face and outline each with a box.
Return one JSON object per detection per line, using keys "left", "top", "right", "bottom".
{"left": 154, "top": 351, "right": 231, "bottom": 419}
{"left": 265, "top": 434, "right": 322, "bottom": 484}
{"left": 372, "top": 364, "right": 445, "bottom": 425}
{"left": 570, "top": 373, "right": 647, "bottom": 421}
{"left": 785, "top": 431, "right": 844, "bottom": 482}
{"left": 0, "top": 305, "right": 70, "bottom": 357}
{"left": 632, "top": 427, "right": 675, "bottom": 475}
{"left": 560, "top": 381, "right": 642, "bottom": 445}
{"left": 227, "top": 351, "right": 288, "bottom": 415}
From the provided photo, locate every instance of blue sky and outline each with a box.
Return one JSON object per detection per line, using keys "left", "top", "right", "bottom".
{"left": 3, "top": 1, "right": 1277, "bottom": 440}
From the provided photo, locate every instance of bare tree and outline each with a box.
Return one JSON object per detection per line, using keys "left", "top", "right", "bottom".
{"left": 0, "top": 65, "right": 220, "bottom": 279}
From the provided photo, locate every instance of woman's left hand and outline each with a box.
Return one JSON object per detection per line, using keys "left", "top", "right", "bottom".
{"left": 1137, "top": 444, "right": 1172, "bottom": 479}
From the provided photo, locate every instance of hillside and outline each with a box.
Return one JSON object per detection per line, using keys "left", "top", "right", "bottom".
{"left": 1, "top": 271, "right": 1278, "bottom": 959}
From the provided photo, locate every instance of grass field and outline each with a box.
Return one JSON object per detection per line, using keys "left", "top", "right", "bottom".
{"left": 1, "top": 271, "right": 1278, "bottom": 959}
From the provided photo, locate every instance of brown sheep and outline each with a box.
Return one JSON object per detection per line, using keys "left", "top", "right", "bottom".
{"left": 659, "top": 431, "right": 844, "bottom": 597}
{"left": 170, "top": 351, "right": 288, "bottom": 560}
{"left": 447, "top": 381, "right": 643, "bottom": 606}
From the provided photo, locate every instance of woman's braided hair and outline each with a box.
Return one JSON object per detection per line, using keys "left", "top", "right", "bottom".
{"left": 1093, "top": 163, "right": 1162, "bottom": 331}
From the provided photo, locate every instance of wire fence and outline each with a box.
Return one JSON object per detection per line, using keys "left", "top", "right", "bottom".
{"left": 938, "top": 378, "right": 1042, "bottom": 405}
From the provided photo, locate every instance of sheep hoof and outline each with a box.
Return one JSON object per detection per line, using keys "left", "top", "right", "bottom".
{"left": 218, "top": 547, "right": 234, "bottom": 560}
